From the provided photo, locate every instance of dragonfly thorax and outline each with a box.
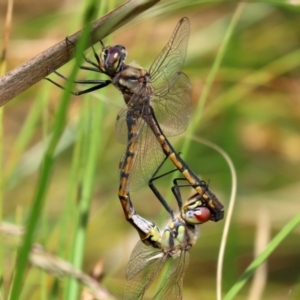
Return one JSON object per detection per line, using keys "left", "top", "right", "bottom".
{"left": 113, "top": 65, "right": 152, "bottom": 105}
{"left": 160, "top": 219, "right": 198, "bottom": 256}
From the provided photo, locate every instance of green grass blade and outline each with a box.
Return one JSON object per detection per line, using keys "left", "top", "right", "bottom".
{"left": 62, "top": 0, "right": 102, "bottom": 299}
{"left": 4, "top": 87, "right": 51, "bottom": 188}
{"left": 0, "top": 107, "right": 3, "bottom": 297}
{"left": 66, "top": 94, "right": 105, "bottom": 300}
{"left": 223, "top": 212, "right": 300, "bottom": 300}
{"left": 8, "top": 0, "right": 98, "bottom": 296}
{"left": 183, "top": 2, "right": 246, "bottom": 156}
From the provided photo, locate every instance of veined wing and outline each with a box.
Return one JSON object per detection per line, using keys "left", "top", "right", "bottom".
{"left": 116, "top": 70, "right": 191, "bottom": 141}
{"left": 115, "top": 106, "right": 131, "bottom": 145}
{"left": 149, "top": 17, "right": 190, "bottom": 91}
{"left": 153, "top": 250, "right": 190, "bottom": 300}
{"left": 152, "top": 71, "right": 191, "bottom": 137}
{"left": 124, "top": 241, "right": 167, "bottom": 300}
{"left": 116, "top": 109, "right": 166, "bottom": 192}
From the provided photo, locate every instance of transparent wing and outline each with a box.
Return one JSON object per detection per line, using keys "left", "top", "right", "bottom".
{"left": 149, "top": 17, "right": 190, "bottom": 91}
{"left": 122, "top": 123, "right": 165, "bottom": 192}
{"left": 116, "top": 72, "right": 191, "bottom": 141}
{"left": 115, "top": 106, "right": 130, "bottom": 145}
{"left": 117, "top": 110, "right": 166, "bottom": 192}
{"left": 153, "top": 251, "right": 190, "bottom": 300}
{"left": 124, "top": 241, "right": 167, "bottom": 300}
{"left": 152, "top": 71, "right": 191, "bottom": 137}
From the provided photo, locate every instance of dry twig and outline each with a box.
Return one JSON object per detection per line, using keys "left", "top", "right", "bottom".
{"left": 0, "top": 0, "right": 159, "bottom": 106}
{"left": 0, "top": 222, "right": 116, "bottom": 300}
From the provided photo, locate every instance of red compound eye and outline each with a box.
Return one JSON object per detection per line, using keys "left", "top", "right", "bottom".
{"left": 194, "top": 207, "right": 211, "bottom": 223}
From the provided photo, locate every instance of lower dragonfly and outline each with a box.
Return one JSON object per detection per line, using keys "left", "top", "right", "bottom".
{"left": 123, "top": 157, "right": 213, "bottom": 299}
{"left": 124, "top": 196, "right": 211, "bottom": 300}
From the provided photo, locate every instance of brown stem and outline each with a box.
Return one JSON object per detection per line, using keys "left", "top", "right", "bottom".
{"left": 0, "top": 0, "right": 159, "bottom": 106}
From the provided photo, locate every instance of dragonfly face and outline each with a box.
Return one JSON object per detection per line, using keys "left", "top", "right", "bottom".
{"left": 99, "top": 45, "right": 127, "bottom": 75}
{"left": 181, "top": 198, "right": 212, "bottom": 225}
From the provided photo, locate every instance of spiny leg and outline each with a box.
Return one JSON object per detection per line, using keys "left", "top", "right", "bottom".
{"left": 46, "top": 39, "right": 111, "bottom": 94}
{"left": 45, "top": 76, "right": 111, "bottom": 96}
{"left": 148, "top": 154, "right": 183, "bottom": 211}
{"left": 65, "top": 36, "right": 101, "bottom": 70}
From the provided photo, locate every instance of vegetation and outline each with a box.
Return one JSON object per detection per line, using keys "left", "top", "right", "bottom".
{"left": 1, "top": 0, "right": 300, "bottom": 299}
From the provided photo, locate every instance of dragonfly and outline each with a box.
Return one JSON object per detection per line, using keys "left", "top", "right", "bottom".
{"left": 124, "top": 196, "right": 211, "bottom": 300}
{"left": 112, "top": 18, "right": 225, "bottom": 225}
{"left": 46, "top": 17, "right": 224, "bottom": 236}
{"left": 123, "top": 159, "right": 213, "bottom": 299}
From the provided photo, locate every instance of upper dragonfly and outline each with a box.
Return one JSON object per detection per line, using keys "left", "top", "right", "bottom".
{"left": 47, "top": 17, "right": 224, "bottom": 224}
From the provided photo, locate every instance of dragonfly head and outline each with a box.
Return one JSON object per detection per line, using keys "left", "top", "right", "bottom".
{"left": 181, "top": 198, "right": 211, "bottom": 225}
{"left": 184, "top": 207, "right": 211, "bottom": 224}
{"left": 100, "top": 45, "right": 127, "bottom": 76}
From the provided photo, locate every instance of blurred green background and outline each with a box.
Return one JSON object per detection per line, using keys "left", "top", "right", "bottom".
{"left": 1, "top": 0, "right": 300, "bottom": 299}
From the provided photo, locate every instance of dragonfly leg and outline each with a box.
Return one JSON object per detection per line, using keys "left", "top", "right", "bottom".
{"left": 148, "top": 156, "right": 176, "bottom": 218}
{"left": 65, "top": 36, "right": 101, "bottom": 70}
{"left": 171, "top": 177, "right": 207, "bottom": 211}
{"left": 148, "top": 181, "right": 175, "bottom": 219}
{"left": 148, "top": 156, "right": 182, "bottom": 213}
{"left": 45, "top": 69, "right": 111, "bottom": 96}
{"left": 46, "top": 38, "right": 111, "bottom": 94}
{"left": 90, "top": 41, "right": 101, "bottom": 67}
{"left": 150, "top": 151, "right": 186, "bottom": 181}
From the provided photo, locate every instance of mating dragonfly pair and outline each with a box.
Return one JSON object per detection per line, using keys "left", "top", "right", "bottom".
{"left": 47, "top": 17, "right": 224, "bottom": 299}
